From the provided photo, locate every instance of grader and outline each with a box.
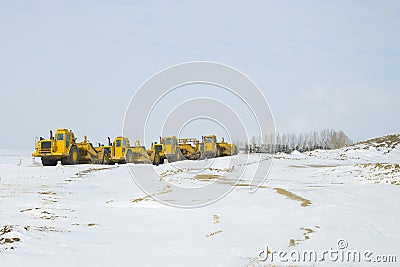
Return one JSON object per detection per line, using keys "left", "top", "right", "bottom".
{"left": 33, "top": 129, "right": 111, "bottom": 166}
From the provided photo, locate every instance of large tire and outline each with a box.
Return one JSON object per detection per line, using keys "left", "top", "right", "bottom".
{"left": 66, "top": 146, "right": 79, "bottom": 165}
{"left": 153, "top": 153, "right": 160, "bottom": 166}
{"left": 41, "top": 158, "right": 57, "bottom": 166}
{"left": 126, "top": 150, "right": 134, "bottom": 163}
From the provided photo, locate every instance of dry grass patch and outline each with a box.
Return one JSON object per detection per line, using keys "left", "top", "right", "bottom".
{"left": 273, "top": 188, "right": 311, "bottom": 207}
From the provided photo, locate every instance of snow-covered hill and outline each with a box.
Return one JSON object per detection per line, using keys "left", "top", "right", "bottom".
{"left": 0, "top": 138, "right": 399, "bottom": 266}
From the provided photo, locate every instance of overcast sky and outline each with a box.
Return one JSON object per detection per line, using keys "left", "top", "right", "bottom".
{"left": 1, "top": 0, "right": 399, "bottom": 148}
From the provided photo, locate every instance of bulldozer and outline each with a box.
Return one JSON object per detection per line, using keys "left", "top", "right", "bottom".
{"left": 33, "top": 128, "right": 111, "bottom": 166}
{"left": 178, "top": 138, "right": 202, "bottom": 160}
{"left": 216, "top": 137, "right": 239, "bottom": 157}
{"left": 159, "top": 136, "right": 184, "bottom": 162}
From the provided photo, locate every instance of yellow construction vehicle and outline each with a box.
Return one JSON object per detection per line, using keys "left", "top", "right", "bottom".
{"left": 201, "top": 135, "right": 238, "bottom": 158}
{"left": 130, "top": 140, "right": 152, "bottom": 164}
{"left": 33, "top": 128, "right": 111, "bottom": 166}
{"left": 202, "top": 135, "right": 218, "bottom": 158}
{"left": 147, "top": 142, "right": 166, "bottom": 165}
{"left": 216, "top": 137, "right": 238, "bottom": 157}
{"left": 178, "top": 138, "right": 202, "bottom": 160}
{"left": 108, "top": 137, "right": 152, "bottom": 164}
{"left": 159, "top": 136, "right": 184, "bottom": 162}
{"left": 109, "top": 137, "right": 132, "bottom": 164}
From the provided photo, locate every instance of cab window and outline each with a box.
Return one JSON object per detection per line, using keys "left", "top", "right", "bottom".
{"left": 116, "top": 140, "right": 121, "bottom": 147}
{"left": 165, "top": 139, "right": 172, "bottom": 145}
{"left": 122, "top": 139, "right": 127, "bottom": 147}
{"left": 205, "top": 137, "right": 216, "bottom": 143}
{"left": 57, "top": 134, "right": 64, "bottom": 141}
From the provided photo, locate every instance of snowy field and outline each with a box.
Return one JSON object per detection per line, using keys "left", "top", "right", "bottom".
{"left": 1, "top": 137, "right": 400, "bottom": 266}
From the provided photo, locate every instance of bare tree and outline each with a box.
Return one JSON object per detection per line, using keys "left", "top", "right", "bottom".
{"left": 246, "top": 129, "right": 352, "bottom": 153}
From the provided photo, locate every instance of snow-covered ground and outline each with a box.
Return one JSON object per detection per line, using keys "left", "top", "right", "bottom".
{"left": 0, "top": 137, "right": 399, "bottom": 266}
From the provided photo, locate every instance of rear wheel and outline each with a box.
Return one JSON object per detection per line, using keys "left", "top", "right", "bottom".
{"left": 195, "top": 151, "right": 201, "bottom": 160}
{"left": 41, "top": 158, "right": 57, "bottom": 166}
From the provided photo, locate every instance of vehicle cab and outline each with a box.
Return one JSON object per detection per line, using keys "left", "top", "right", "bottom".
{"left": 111, "top": 137, "right": 130, "bottom": 162}
{"left": 33, "top": 128, "right": 75, "bottom": 157}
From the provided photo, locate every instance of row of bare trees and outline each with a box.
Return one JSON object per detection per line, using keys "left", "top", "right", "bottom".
{"left": 238, "top": 129, "right": 352, "bottom": 153}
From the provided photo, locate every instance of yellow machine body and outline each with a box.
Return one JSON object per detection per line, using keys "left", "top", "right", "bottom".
{"left": 130, "top": 140, "right": 152, "bottom": 164}
{"left": 32, "top": 128, "right": 111, "bottom": 166}
{"left": 160, "top": 136, "right": 183, "bottom": 162}
{"left": 147, "top": 143, "right": 166, "bottom": 165}
{"left": 202, "top": 135, "right": 218, "bottom": 158}
{"left": 109, "top": 137, "right": 152, "bottom": 164}
{"left": 110, "top": 137, "right": 130, "bottom": 164}
{"left": 178, "top": 138, "right": 202, "bottom": 160}
{"left": 33, "top": 129, "right": 239, "bottom": 166}
{"left": 216, "top": 137, "right": 239, "bottom": 157}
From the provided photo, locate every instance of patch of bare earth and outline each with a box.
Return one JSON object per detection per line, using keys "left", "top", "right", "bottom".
{"left": 273, "top": 188, "right": 311, "bottom": 207}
